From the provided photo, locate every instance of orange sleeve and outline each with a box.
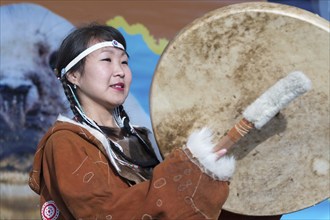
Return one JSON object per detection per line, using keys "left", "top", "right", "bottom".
{"left": 41, "top": 130, "right": 229, "bottom": 219}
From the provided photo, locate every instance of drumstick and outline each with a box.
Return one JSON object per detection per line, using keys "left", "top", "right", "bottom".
{"left": 214, "top": 71, "right": 312, "bottom": 158}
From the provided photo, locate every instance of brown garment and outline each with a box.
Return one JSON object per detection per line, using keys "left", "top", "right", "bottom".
{"left": 29, "top": 118, "right": 229, "bottom": 219}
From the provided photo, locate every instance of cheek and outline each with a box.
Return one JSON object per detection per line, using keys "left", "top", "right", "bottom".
{"left": 126, "top": 70, "right": 133, "bottom": 86}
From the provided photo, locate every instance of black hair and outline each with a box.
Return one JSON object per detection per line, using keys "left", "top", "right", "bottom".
{"left": 56, "top": 23, "right": 127, "bottom": 75}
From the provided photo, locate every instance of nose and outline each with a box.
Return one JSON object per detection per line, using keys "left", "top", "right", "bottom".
{"left": 113, "top": 62, "right": 126, "bottom": 78}
{"left": 0, "top": 84, "right": 31, "bottom": 129}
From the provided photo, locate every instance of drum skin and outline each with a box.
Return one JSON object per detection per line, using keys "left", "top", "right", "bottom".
{"left": 150, "top": 2, "right": 329, "bottom": 216}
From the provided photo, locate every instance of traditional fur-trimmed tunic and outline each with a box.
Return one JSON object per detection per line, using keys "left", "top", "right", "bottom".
{"left": 29, "top": 115, "right": 235, "bottom": 219}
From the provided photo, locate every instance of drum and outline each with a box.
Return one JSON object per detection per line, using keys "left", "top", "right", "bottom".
{"left": 150, "top": 2, "right": 329, "bottom": 216}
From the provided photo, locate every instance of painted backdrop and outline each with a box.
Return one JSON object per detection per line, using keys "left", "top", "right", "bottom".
{"left": 0, "top": 0, "right": 329, "bottom": 219}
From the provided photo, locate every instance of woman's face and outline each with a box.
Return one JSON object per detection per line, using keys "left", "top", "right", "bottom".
{"left": 73, "top": 43, "right": 132, "bottom": 111}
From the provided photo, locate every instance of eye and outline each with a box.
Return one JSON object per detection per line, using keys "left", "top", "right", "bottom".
{"left": 101, "top": 58, "right": 111, "bottom": 62}
{"left": 122, "top": 60, "right": 129, "bottom": 65}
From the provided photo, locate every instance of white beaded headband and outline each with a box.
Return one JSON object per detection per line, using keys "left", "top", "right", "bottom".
{"left": 60, "top": 40, "right": 125, "bottom": 78}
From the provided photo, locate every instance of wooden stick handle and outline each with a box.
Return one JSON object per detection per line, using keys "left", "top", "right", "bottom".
{"left": 213, "top": 118, "right": 254, "bottom": 153}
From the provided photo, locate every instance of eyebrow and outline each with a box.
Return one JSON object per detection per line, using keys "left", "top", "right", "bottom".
{"left": 100, "top": 47, "right": 127, "bottom": 57}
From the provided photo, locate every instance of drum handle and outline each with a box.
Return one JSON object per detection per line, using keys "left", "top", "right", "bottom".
{"left": 213, "top": 118, "right": 254, "bottom": 158}
{"left": 213, "top": 71, "right": 312, "bottom": 159}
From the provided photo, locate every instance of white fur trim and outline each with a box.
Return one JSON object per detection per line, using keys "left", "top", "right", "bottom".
{"left": 243, "top": 71, "right": 311, "bottom": 129}
{"left": 186, "top": 127, "right": 235, "bottom": 181}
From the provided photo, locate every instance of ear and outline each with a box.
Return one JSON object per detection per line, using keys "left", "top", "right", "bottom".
{"left": 66, "top": 71, "right": 81, "bottom": 86}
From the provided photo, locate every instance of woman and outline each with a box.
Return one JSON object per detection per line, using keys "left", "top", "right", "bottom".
{"left": 29, "top": 23, "right": 234, "bottom": 219}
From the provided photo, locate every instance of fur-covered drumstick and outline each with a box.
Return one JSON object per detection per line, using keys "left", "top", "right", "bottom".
{"left": 213, "top": 71, "right": 312, "bottom": 159}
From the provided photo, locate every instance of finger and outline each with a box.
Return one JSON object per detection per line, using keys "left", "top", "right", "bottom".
{"left": 215, "top": 148, "right": 227, "bottom": 160}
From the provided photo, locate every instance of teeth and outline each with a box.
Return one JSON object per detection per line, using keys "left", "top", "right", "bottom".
{"left": 113, "top": 84, "right": 123, "bottom": 88}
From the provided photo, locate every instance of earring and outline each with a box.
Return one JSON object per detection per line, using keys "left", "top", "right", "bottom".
{"left": 73, "top": 84, "right": 77, "bottom": 89}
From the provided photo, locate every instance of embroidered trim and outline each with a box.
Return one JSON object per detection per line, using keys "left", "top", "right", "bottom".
{"left": 41, "top": 200, "right": 60, "bottom": 220}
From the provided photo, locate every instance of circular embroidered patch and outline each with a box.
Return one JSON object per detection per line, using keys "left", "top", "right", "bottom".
{"left": 41, "top": 200, "right": 60, "bottom": 220}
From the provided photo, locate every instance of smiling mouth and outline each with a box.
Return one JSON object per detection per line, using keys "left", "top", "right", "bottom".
{"left": 110, "top": 83, "right": 125, "bottom": 90}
